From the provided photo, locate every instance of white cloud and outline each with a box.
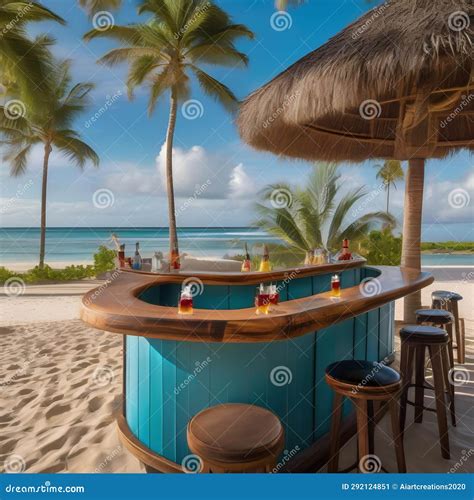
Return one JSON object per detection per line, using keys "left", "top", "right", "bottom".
{"left": 104, "top": 143, "right": 257, "bottom": 200}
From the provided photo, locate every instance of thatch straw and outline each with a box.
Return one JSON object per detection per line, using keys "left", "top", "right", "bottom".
{"left": 238, "top": 0, "right": 473, "bottom": 161}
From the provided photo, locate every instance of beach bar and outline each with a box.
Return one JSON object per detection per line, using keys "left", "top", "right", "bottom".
{"left": 81, "top": 260, "right": 433, "bottom": 472}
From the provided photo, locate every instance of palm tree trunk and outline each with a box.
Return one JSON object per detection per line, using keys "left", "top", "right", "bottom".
{"left": 386, "top": 183, "right": 390, "bottom": 214}
{"left": 39, "top": 142, "right": 52, "bottom": 269}
{"left": 401, "top": 158, "right": 425, "bottom": 323}
{"left": 165, "top": 88, "right": 179, "bottom": 260}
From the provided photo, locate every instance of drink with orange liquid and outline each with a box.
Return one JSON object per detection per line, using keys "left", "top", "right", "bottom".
{"left": 178, "top": 286, "right": 193, "bottom": 314}
{"left": 171, "top": 245, "right": 181, "bottom": 270}
{"left": 330, "top": 274, "right": 341, "bottom": 298}
{"left": 259, "top": 244, "right": 271, "bottom": 272}
{"left": 255, "top": 284, "right": 271, "bottom": 315}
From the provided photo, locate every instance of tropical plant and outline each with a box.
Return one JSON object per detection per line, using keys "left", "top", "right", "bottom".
{"left": 275, "top": 0, "right": 305, "bottom": 10}
{"left": 375, "top": 159, "right": 404, "bottom": 214}
{"left": 79, "top": 0, "right": 121, "bottom": 16}
{"left": 361, "top": 228, "right": 402, "bottom": 266}
{"left": 0, "top": 1, "right": 64, "bottom": 104}
{"left": 84, "top": 0, "right": 253, "bottom": 260}
{"left": 255, "top": 164, "right": 395, "bottom": 261}
{"left": 0, "top": 60, "right": 100, "bottom": 269}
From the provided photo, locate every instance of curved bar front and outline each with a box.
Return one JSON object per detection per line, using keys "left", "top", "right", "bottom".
{"left": 81, "top": 263, "right": 433, "bottom": 472}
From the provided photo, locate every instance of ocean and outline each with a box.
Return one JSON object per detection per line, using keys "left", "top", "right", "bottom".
{"left": 0, "top": 227, "right": 473, "bottom": 266}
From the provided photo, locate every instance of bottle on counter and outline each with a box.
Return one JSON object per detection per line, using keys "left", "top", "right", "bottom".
{"left": 241, "top": 243, "right": 252, "bottom": 272}
{"left": 259, "top": 244, "right": 271, "bottom": 272}
{"left": 170, "top": 245, "right": 181, "bottom": 270}
{"left": 304, "top": 249, "right": 314, "bottom": 266}
{"left": 178, "top": 285, "right": 193, "bottom": 315}
{"left": 330, "top": 274, "right": 341, "bottom": 298}
{"left": 337, "top": 239, "right": 352, "bottom": 261}
{"left": 132, "top": 242, "right": 142, "bottom": 270}
{"left": 312, "top": 248, "right": 325, "bottom": 265}
{"left": 118, "top": 244, "right": 126, "bottom": 268}
{"left": 151, "top": 251, "right": 163, "bottom": 273}
{"left": 255, "top": 283, "right": 271, "bottom": 315}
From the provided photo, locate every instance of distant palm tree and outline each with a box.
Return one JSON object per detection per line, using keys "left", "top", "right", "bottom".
{"left": 84, "top": 0, "right": 253, "bottom": 260}
{"left": 0, "top": 1, "right": 65, "bottom": 103}
{"left": 0, "top": 60, "right": 99, "bottom": 268}
{"left": 275, "top": 0, "right": 305, "bottom": 10}
{"left": 255, "top": 164, "right": 395, "bottom": 260}
{"left": 375, "top": 160, "right": 404, "bottom": 214}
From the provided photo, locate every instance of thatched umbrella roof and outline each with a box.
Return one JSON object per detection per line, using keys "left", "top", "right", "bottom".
{"left": 238, "top": 0, "right": 473, "bottom": 162}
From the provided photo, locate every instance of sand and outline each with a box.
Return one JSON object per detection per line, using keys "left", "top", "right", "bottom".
{"left": 0, "top": 270, "right": 472, "bottom": 473}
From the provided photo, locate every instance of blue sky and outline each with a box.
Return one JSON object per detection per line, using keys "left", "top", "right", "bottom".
{"left": 0, "top": 0, "right": 472, "bottom": 241}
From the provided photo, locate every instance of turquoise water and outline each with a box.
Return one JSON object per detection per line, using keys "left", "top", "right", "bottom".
{"left": 0, "top": 227, "right": 472, "bottom": 266}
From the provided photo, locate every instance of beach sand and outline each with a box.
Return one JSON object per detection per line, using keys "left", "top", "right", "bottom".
{"left": 0, "top": 271, "right": 472, "bottom": 473}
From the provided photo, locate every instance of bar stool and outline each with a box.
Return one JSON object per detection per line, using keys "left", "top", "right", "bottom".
{"left": 432, "top": 290, "right": 465, "bottom": 364}
{"left": 187, "top": 403, "right": 285, "bottom": 473}
{"left": 325, "top": 360, "right": 406, "bottom": 473}
{"left": 399, "top": 325, "right": 455, "bottom": 459}
{"left": 415, "top": 308, "right": 455, "bottom": 370}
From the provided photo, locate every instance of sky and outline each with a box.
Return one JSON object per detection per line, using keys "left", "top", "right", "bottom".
{"left": 0, "top": 0, "right": 473, "bottom": 241}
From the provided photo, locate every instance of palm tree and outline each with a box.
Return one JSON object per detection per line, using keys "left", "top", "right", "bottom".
{"left": 375, "top": 160, "right": 404, "bottom": 214}
{"left": 84, "top": 0, "right": 253, "bottom": 260}
{"left": 0, "top": 60, "right": 99, "bottom": 269}
{"left": 0, "top": 1, "right": 65, "bottom": 104}
{"left": 255, "top": 164, "right": 395, "bottom": 261}
{"left": 275, "top": 0, "right": 305, "bottom": 9}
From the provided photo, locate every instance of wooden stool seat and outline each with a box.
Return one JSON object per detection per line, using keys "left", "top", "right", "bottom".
{"left": 400, "top": 325, "right": 448, "bottom": 343}
{"left": 399, "top": 326, "right": 455, "bottom": 459}
{"left": 325, "top": 360, "right": 406, "bottom": 473}
{"left": 431, "top": 290, "right": 465, "bottom": 364}
{"left": 432, "top": 290, "right": 463, "bottom": 302}
{"left": 415, "top": 309, "right": 454, "bottom": 325}
{"left": 187, "top": 404, "right": 285, "bottom": 472}
{"left": 326, "top": 360, "right": 400, "bottom": 387}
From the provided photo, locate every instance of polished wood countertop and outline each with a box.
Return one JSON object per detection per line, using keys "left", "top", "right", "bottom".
{"left": 80, "top": 264, "right": 433, "bottom": 343}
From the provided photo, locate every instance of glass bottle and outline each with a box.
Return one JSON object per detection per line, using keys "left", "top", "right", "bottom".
{"left": 171, "top": 245, "right": 180, "bottom": 270}
{"left": 330, "top": 274, "right": 341, "bottom": 298}
{"left": 337, "top": 239, "right": 352, "bottom": 261}
{"left": 241, "top": 243, "right": 251, "bottom": 272}
{"left": 132, "top": 242, "right": 142, "bottom": 270}
{"left": 259, "top": 244, "right": 271, "bottom": 272}
{"left": 178, "top": 285, "right": 193, "bottom": 315}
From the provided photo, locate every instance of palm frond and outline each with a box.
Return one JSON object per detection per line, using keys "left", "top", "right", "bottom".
{"left": 192, "top": 67, "right": 238, "bottom": 113}
{"left": 53, "top": 132, "right": 99, "bottom": 169}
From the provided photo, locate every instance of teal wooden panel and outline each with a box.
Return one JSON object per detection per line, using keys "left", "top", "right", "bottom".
{"left": 138, "top": 337, "right": 150, "bottom": 446}
{"left": 366, "top": 308, "right": 380, "bottom": 361}
{"left": 354, "top": 313, "right": 368, "bottom": 360}
{"left": 312, "top": 274, "right": 330, "bottom": 294}
{"left": 126, "top": 336, "right": 139, "bottom": 437}
{"left": 194, "top": 285, "right": 230, "bottom": 309}
{"left": 288, "top": 277, "right": 312, "bottom": 300}
{"left": 149, "top": 339, "right": 164, "bottom": 453}
{"left": 160, "top": 341, "right": 178, "bottom": 461}
{"left": 229, "top": 284, "right": 256, "bottom": 309}
{"left": 314, "top": 318, "right": 354, "bottom": 439}
{"left": 378, "top": 303, "right": 391, "bottom": 362}
{"left": 138, "top": 285, "right": 160, "bottom": 305}
{"left": 340, "top": 269, "right": 356, "bottom": 288}
{"left": 274, "top": 279, "right": 289, "bottom": 302}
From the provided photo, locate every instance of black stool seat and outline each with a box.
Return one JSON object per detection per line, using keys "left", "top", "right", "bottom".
{"left": 400, "top": 325, "right": 448, "bottom": 343}
{"left": 326, "top": 360, "right": 400, "bottom": 387}
{"left": 416, "top": 308, "right": 453, "bottom": 324}
{"left": 432, "top": 290, "right": 463, "bottom": 302}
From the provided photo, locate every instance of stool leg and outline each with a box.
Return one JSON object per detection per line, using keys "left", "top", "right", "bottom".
{"left": 428, "top": 344, "right": 450, "bottom": 459}
{"left": 328, "top": 391, "right": 343, "bottom": 473}
{"left": 367, "top": 400, "right": 375, "bottom": 455}
{"left": 389, "top": 399, "right": 407, "bottom": 473}
{"left": 440, "top": 343, "right": 456, "bottom": 427}
{"left": 414, "top": 345, "right": 426, "bottom": 423}
{"left": 354, "top": 399, "right": 370, "bottom": 472}
{"left": 445, "top": 323, "right": 455, "bottom": 370}
{"left": 399, "top": 343, "right": 414, "bottom": 438}
{"left": 452, "top": 301, "right": 464, "bottom": 364}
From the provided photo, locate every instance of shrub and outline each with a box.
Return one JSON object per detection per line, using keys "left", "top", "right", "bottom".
{"left": 361, "top": 229, "right": 402, "bottom": 266}
{"left": 93, "top": 245, "right": 116, "bottom": 273}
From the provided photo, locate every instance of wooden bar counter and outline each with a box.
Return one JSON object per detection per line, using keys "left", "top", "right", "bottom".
{"left": 81, "top": 260, "right": 433, "bottom": 472}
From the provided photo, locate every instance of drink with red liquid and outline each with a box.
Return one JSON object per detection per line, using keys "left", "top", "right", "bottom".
{"left": 337, "top": 239, "right": 352, "bottom": 261}
{"left": 171, "top": 245, "right": 181, "bottom": 270}
{"left": 330, "top": 274, "right": 341, "bottom": 298}
{"left": 178, "top": 286, "right": 193, "bottom": 315}
{"left": 255, "top": 284, "right": 271, "bottom": 315}
{"left": 269, "top": 284, "right": 280, "bottom": 305}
